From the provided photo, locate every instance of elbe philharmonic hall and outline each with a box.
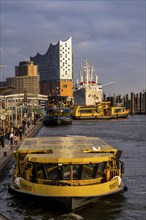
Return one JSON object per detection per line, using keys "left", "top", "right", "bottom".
{"left": 1, "top": 37, "right": 73, "bottom": 100}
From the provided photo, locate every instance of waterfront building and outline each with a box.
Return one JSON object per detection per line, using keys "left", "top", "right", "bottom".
{"left": 6, "top": 61, "right": 40, "bottom": 95}
{"left": 15, "top": 61, "right": 38, "bottom": 77}
{"left": 0, "top": 62, "right": 45, "bottom": 128}
{"left": 0, "top": 93, "right": 47, "bottom": 128}
{"left": 30, "top": 37, "right": 73, "bottom": 98}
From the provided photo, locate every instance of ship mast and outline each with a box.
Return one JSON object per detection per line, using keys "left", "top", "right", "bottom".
{"left": 91, "top": 62, "right": 94, "bottom": 83}
{"left": 86, "top": 60, "right": 89, "bottom": 87}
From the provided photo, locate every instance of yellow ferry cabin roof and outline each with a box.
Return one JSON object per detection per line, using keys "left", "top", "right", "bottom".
{"left": 16, "top": 136, "right": 118, "bottom": 164}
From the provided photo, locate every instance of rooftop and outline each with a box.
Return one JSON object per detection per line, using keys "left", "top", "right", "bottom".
{"left": 16, "top": 136, "right": 118, "bottom": 164}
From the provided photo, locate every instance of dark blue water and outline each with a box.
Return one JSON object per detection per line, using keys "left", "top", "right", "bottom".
{"left": 0, "top": 115, "right": 146, "bottom": 220}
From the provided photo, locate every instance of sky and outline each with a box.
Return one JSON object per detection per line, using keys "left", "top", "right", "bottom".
{"left": 0, "top": 0, "right": 145, "bottom": 96}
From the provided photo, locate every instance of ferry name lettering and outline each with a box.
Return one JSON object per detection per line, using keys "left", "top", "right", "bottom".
{"left": 21, "top": 183, "right": 32, "bottom": 191}
{"left": 109, "top": 181, "right": 118, "bottom": 189}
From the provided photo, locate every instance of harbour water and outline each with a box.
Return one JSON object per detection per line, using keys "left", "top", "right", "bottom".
{"left": 0, "top": 115, "right": 146, "bottom": 220}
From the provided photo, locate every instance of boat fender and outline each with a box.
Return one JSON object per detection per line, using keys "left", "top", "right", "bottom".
{"left": 15, "top": 177, "right": 23, "bottom": 188}
{"left": 112, "top": 176, "right": 122, "bottom": 186}
{"left": 121, "top": 163, "right": 125, "bottom": 174}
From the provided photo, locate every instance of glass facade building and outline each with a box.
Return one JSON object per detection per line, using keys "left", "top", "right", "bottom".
{"left": 30, "top": 37, "right": 73, "bottom": 97}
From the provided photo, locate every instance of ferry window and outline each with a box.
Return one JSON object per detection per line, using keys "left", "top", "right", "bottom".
{"left": 45, "top": 164, "right": 62, "bottom": 180}
{"left": 53, "top": 111, "right": 58, "bottom": 116}
{"left": 78, "top": 163, "right": 106, "bottom": 179}
{"left": 57, "top": 111, "right": 61, "bottom": 116}
{"left": 35, "top": 163, "right": 46, "bottom": 179}
{"left": 92, "top": 164, "right": 99, "bottom": 178}
{"left": 72, "top": 165, "right": 80, "bottom": 180}
{"left": 49, "top": 112, "right": 53, "bottom": 116}
{"left": 96, "top": 162, "right": 106, "bottom": 177}
{"left": 79, "top": 109, "right": 93, "bottom": 114}
{"left": 114, "top": 108, "right": 122, "bottom": 113}
{"left": 62, "top": 165, "right": 71, "bottom": 180}
{"left": 81, "top": 164, "right": 94, "bottom": 179}
{"left": 63, "top": 111, "right": 70, "bottom": 116}
{"left": 20, "top": 162, "right": 35, "bottom": 181}
{"left": 20, "top": 161, "right": 29, "bottom": 176}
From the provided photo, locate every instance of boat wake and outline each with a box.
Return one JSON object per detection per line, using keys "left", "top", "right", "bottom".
{"left": 59, "top": 213, "right": 83, "bottom": 220}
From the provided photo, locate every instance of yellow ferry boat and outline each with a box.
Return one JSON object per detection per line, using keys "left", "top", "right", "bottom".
{"left": 43, "top": 107, "right": 72, "bottom": 126}
{"left": 72, "top": 102, "right": 129, "bottom": 120}
{"left": 9, "top": 136, "right": 127, "bottom": 210}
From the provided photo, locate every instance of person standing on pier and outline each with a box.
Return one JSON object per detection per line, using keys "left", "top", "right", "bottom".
{"left": 10, "top": 132, "right": 14, "bottom": 145}
{"left": 18, "top": 126, "right": 23, "bottom": 141}
{"left": 0, "top": 129, "right": 5, "bottom": 148}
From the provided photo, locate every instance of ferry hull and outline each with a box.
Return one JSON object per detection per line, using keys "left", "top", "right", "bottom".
{"left": 72, "top": 114, "right": 129, "bottom": 120}
{"left": 43, "top": 116, "right": 72, "bottom": 126}
{"left": 9, "top": 182, "right": 127, "bottom": 211}
{"left": 72, "top": 103, "right": 129, "bottom": 120}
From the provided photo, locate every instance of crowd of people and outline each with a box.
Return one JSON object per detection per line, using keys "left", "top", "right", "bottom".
{"left": 0, "top": 117, "right": 37, "bottom": 149}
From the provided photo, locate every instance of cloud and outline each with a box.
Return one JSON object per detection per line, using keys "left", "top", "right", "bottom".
{"left": 0, "top": 0, "right": 145, "bottom": 95}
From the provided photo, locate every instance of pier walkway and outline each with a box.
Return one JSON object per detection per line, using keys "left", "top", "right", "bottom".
{"left": 0, "top": 119, "right": 43, "bottom": 179}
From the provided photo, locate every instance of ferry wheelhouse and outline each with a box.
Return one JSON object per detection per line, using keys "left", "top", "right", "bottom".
{"left": 72, "top": 102, "right": 129, "bottom": 120}
{"left": 43, "top": 107, "right": 72, "bottom": 126}
{"left": 9, "top": 136, "right": 127, "bottom": 210}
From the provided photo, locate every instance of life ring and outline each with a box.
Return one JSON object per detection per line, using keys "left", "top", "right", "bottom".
{"left": 15, "top": 177, "right": 23, "bottom": 188}
{"left": 112, "top": 176, "right": 122, "bottom": 186}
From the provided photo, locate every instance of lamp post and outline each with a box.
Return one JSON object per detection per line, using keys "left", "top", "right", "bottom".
{"left": 0, "top": 114, "right": 6, "bottom": 130}
{"left": 8, "top": 98, "right": 14, "bottom": 125}
{"left": 0, "top": 64, "right": 7, "bottom": 81}
{"left": 15, "top": 105, "right": 23, "bottom": 126}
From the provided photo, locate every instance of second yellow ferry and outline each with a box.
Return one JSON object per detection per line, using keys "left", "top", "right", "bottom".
{"left": 72, "top": 101, "right": 129, "bottom": 120}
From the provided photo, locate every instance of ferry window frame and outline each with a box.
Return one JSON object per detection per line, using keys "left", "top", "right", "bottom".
{"left": 34, "top": 163, "right": 46, "bottom": 179}
{"left": 79, "top": 162, "right": 106, "bottom": 180}
{"left": 62, "top": 164, "right": 71, "bottom": 180}
{"left": 26, "top": 162, "right": 107, "bottom": 182}
{"left": 114, "top": 108, "right": 124, "bottom": 113}
{"left": 79, "top": 109, "right": 94, "bottom": 114}
{"left": 44, "top": 164, "right": 63, "bottom": 180}
{"left": 80, "top": 164, "right": 94, "bottom": 179}
{"left": 43, "top": 163, "right": 106, "bottom": 181}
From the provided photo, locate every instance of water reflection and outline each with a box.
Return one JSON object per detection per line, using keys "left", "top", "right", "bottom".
{"left": 76, "top": 195, "right": 127, "bottom": 220}
{"left": 0, "top": 115, "right": 145, "bottom": 220}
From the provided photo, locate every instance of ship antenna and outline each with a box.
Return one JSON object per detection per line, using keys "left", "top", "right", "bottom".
{"left": 80, "top": 63, "right": 84, "bottom": 87}
{"left": 96, "top": 75, "right": 98, "bottom": 84}
{"left": 91, "top": 62, "right": 94, "bottom": 83}
{"left": 86, "top": 60, "right": 89, "bottom": 87}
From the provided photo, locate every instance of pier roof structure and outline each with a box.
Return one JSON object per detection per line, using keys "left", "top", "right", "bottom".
{"left": 0, "top": 93, "right": 47, "bottom": 101}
